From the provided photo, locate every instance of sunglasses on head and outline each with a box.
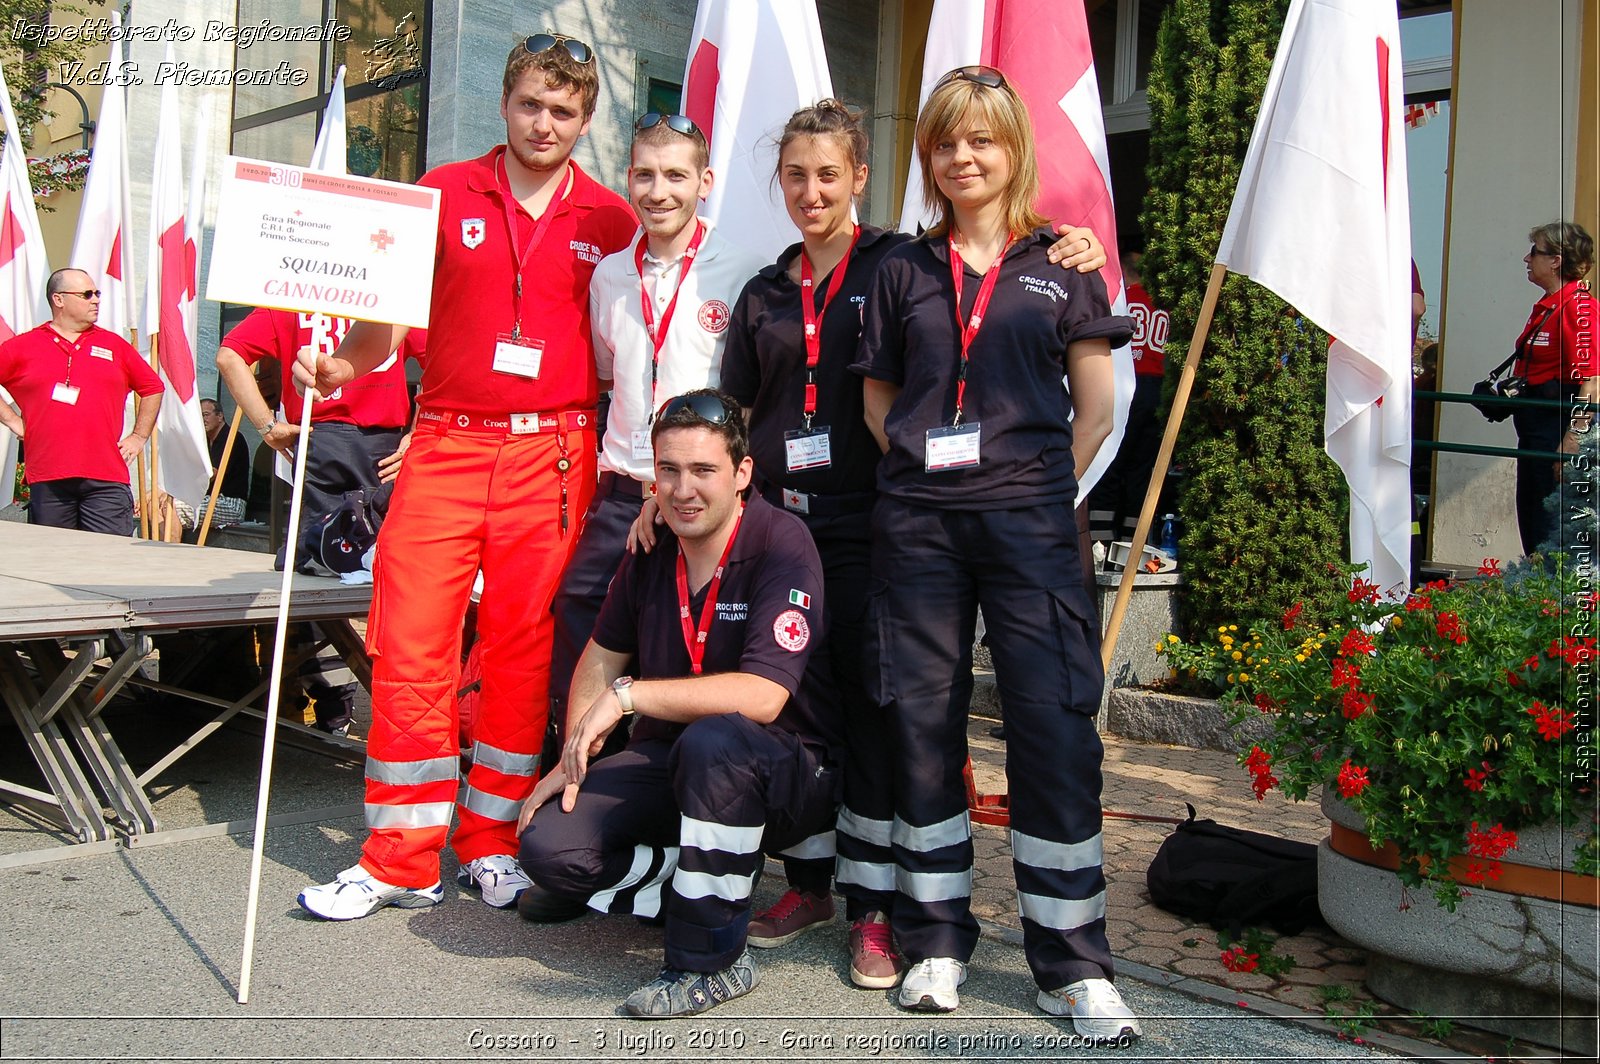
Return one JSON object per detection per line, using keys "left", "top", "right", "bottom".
{"left": 523, "top": 32, "right": 593, "bottom": 65}
{"left": 938, "top": 65, "right": 1008, "bottom": 90}
{"left": 635, "top": 112, "right": 702, "bottom": 138}
{"left": 656, "top": 393, "right": 734, "bottom": 426}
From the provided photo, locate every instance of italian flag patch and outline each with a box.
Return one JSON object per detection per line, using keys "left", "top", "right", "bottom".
{"left": 789, "top": 589, "right": 811, "bottom": 609}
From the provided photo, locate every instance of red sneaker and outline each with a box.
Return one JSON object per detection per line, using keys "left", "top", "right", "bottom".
{"left": 848, "top": 911, "right": 905, "bottom": 989}
{"left": 748, "top": 889, "right": 835, "bottom": 947}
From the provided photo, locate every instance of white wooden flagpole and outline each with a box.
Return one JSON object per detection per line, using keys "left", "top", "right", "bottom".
{"left": 237, "top": 382, "right": 317, "bottom": 1004}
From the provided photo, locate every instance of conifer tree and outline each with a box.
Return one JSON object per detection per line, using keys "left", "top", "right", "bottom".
{"left": 1141, "top": 0, "right": 1350, "bottom": 634}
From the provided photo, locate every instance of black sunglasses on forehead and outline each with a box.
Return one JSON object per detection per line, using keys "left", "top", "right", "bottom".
{"left": 938, "top": 65, "right": 1008, "bottom": 90}
{"left": 656, "top": 393, "right": 734, "bottom": 426}
{"left": 635, "top": 112, "right": 701, "bottom": 138}
{"left": 523, "top": 32, "right": 593, "bottom": 65}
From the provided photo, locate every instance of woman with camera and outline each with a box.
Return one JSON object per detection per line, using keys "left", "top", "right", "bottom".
{"left": 1508, "top": 221, "right": 1598, "bottom": 554}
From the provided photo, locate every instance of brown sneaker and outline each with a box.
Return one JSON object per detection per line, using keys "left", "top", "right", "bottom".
{"left": 747, "top": 889, "right": 835, "bottom": 947}
{"left": 848, "top": 911, "right": 905, "bottom": 989}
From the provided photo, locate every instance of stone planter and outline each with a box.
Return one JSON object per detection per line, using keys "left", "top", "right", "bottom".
{"left": 1317, "top": 793, "right": 1599, "bottom": 1053}
{"left": 1102, "top": 687, "right": 1272, "bottom": 753}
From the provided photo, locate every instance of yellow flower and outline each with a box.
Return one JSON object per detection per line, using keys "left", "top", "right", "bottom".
{"left": 1217, "top": 626, "right": 1228, "bottom": 635}
{"left": 1295, "top": 654, "right": 1306, "bottom": 663}
{"left": 1228, "top": 624, "right": 1239, "bottom": 632}
{"left": 1238, "top": 672, "right": 1250, "bottom": 682}
{"left": 1168, "top": 634, "right": 1180, "bottom": 644}
{"left": 1231, "top": 650, "right": 1243, "bottom": 661}
{"left": 1227, "top": 673, "right": 1236, "bottom": 684}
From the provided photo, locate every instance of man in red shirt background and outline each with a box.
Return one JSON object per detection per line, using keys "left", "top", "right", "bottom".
{"left": 1087, "top": 249, "right": 1170, "bottom": 552}
{"left": 0, "top": 268, "right": 162, "bottom": 536}
{"left": 295, "top": 32, "right": 637, "bottom": 920}
{"left": 216, "top": 308, "right": 421, "bottom": 735}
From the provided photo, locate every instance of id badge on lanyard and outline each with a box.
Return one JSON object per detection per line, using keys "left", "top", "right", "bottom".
{"left": 928, "top": 235, "right": 1010, "bottom": 472}
{"left": 925, "top": 423, "right": 980, "bottom": 470}
{"left": 493, "top": 334, "right": 544, "bottom": 378}
{"left": 784, "top": 426, "right": 832, "bottom": 472}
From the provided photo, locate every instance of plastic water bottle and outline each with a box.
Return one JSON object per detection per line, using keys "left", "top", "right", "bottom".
{"left": 1159, "top": 514, "right": 1179, "bottom": 563}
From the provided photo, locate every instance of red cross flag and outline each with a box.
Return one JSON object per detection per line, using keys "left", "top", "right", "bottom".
{"left": 143, "top": 47, "right": 212, "bottom": 514}
{"left": 900, "top": 0, "right": 1133, "bottom": 498}
{"left": 70, "top": 8, "right": 135, "bottom": 340}
{"left": 1216, "top": 0, "right": 1412, "bottom": 598}
{"left": 0, "top": 62, "right": 50, "bottom": 508}
{"left": 681, "top": 0, "right": 836, "bottom": 261}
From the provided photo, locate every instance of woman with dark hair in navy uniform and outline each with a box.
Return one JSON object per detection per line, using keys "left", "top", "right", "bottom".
{"left": 851, "top": 68, "right": 1139, "bottom": 1041}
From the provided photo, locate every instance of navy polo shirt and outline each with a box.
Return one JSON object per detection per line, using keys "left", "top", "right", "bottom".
{"left": 851, "top": 228, "right": 1132, "bottom": 509}
{"left": 721, "top": 225, "right": 910, "bottom": 497}
{"left": 591, "top": 494, "right": 842, "bottom": 758}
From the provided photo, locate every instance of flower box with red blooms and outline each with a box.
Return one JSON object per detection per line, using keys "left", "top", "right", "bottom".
{"left": 1160, "top": 558, "right": 1598, "bottom": 910}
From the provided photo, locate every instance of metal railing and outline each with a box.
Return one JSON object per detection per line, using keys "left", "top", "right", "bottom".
{"left": 1413, "top": 389, "right": 1589, "bottom": 462}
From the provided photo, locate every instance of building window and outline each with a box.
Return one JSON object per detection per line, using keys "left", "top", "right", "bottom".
{"left": 230, "top": 1, "right": 429, "bottom": 183}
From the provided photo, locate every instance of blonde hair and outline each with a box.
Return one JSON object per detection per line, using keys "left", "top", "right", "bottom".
{"left": 914, "top": 73, "right": 1046, "bottom": 239}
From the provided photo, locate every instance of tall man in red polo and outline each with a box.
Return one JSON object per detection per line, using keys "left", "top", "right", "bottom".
{"left": 296, "top": 34, "right": 636, "bottom": 920}
{"left": 0, "top": 268, "right": 162, "bottom": 536}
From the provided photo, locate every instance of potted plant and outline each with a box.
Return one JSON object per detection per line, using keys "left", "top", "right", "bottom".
{"left": 1160, "top": 555, "right": 1598, "bottom": 1050}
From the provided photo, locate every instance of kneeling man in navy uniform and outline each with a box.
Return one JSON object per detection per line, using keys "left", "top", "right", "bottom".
{"left": 517, "top": 389, "right": 841, "bottom": 1019}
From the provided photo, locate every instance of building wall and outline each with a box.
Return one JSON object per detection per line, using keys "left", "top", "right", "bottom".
{"left": 1429, "top": 0, "right": 1586, "bottom": 566}
{"left": 428, "top": 1, "right": 883, "bottom": 206}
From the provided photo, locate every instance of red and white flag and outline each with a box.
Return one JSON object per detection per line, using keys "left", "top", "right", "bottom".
{"left": 69, "top": 8, "right": 134, "bottom": 339}
{"left": 682, "top": 0, "right": 835, "bottom": 260}
{"left": 901, "top": 0, "right": 1133, "bottom": 497}
{"left": 1216, "top": 0, "right": 1412, "bottom": 597}
{"left": 143, "top": 51, "right": 211, "bottom": 513}
{"left": 0, "top": 63, "right": 49, "bottom": 508}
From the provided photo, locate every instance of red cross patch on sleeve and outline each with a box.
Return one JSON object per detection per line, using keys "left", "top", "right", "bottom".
{"left": 773, "top": 609, "right": 811, "bottom": 652}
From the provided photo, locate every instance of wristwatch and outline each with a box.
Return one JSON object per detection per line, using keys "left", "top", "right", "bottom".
{"left": 258, "top": 417, "right": 281, "bottom": 435}
{"left": 611, "top": 676, "right": 635, "bottom": 715}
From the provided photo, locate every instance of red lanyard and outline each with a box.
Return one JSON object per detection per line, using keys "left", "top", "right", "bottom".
{"left": 947, "top": 235, "right": 1013, "bottom": 425}
{"left": 798, "top": 226, "right": 860, "bottom": 427}
{"left": 498, "top": 156, "right": 573, "bottom": 340}
{"left": 635, "top": 220, "right": 707, "bottom": 414}
{"left": 675, "top": 507, "right": 744, "bottom": 675}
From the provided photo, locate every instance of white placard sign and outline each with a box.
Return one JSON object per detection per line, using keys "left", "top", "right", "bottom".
{"left": 206, "top": 157, "right": 440, "bottom": 329}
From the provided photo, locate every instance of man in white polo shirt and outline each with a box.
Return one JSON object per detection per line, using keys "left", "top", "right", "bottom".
{"left": 543, "top": 112, "right": 764, "bottom": 790}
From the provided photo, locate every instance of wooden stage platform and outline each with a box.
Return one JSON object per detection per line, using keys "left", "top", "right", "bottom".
{"left": 0, "top": 522, "right": 372, "bottom": 849}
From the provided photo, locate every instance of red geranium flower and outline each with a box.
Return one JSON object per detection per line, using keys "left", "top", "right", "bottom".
{"left": 1281, "top": 601, "right": 1304, "bottom": 630}
{"left": 1525, "top": 700, "right": 1576, "bottom": 741}
{"left": 1331, "top": 657, "right": 1362, "bottom": 691}
{"left": 1463, "top": 763, "right": 1491, "bottom": 792}
{"left": 1338, "top": 629, "right": 1375, "bottom": 657}
{"left": 1348, "top": 578, "right": 1381, "bottom": 604}
{"left": 1466, "top": 821, "right": 1518, "bottom": 860}
{"left": 1341, "top": 689, "right": 1374, "bottom": 719}
{"left": 1336, "top": 760, "right": 1370, "bottom": 798}
{"left": 1477, "top": 558, "right": 1503, "bottom": 577}
{"left": 1404, "top": 593, "right": 1432, "bottom": 612}
{"left": 1220, "top": 947, "right": 1259, "bottom": 973}
{"left": 1435, "top": 612, "right": 1467, "bottom": 645}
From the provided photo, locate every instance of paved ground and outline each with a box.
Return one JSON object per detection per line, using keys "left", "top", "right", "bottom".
{"left": 0, "top": 675, "right": 1574, "bottom": 1061}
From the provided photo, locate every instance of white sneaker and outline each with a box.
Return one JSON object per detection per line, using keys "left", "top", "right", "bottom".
{"left": 897, "top": 957, "right": 967, "bottom": 1012}
{"left": 298, "top": 864, "right": 443, "bottom": 921}
{"left": 456, "top": 854, "right": 531, "bottom": 908}
{"left": 1038, "top": 977, "right": 1142, "bottom": 1042}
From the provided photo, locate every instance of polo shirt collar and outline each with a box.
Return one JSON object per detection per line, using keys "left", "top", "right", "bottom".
{"left": 921, "top": 225, "right": 1052, "bottom": 266}
{"left": 727, "top": 493, "right": 777, "bottom": 565}
{"left": 1537, "top": 279, "right": 1585, "bottom": 312}
{"left": 763, "top": 223, "right": 898, "bottom": 283}
{"left": 635, "top": 217, "right": 728, "bottom": 273}
{"left": 463, "top": 145, "right": 606, "bottom": 212}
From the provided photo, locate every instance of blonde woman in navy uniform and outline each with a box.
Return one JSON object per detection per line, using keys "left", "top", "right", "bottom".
{"left": 709, "top": 100, "right": 1107, "bottom": 991}
{"left": 852, "top": 68, "right": 1139, "bottom": 1041}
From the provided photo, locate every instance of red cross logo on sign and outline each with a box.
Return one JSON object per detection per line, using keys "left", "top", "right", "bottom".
{"left": 462, "top": 218, "right": 486, "bottom": 249}
{"left": 370, "top": 228, "right": 395, "bottom": 252}
{"left": 773, "top": 609, "right": 810, "bottom": 652}
{"left": 513, "top": 414, "right": 535, "bottom": 433}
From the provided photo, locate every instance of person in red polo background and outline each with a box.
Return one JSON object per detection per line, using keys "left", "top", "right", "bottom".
{"left": 294, "top": 33, "right": 636, "bottom": 920}
{"left": 216, "top": 308, "right": 423, "bottom": 735}
{"left": 1510, "top": 221, "right": 1599, "bottom": 554}
{"left": 0, "top": 268, "right": 162, "bottom": 536}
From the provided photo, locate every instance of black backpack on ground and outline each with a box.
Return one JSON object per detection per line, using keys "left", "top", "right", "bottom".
{"left": 1145, "top": 803, "right": 1321, "bottom": 936}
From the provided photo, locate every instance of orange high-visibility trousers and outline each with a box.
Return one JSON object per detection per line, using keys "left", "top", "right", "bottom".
{"left": 358, "top": 413, "right": 596, "bottom": 887}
